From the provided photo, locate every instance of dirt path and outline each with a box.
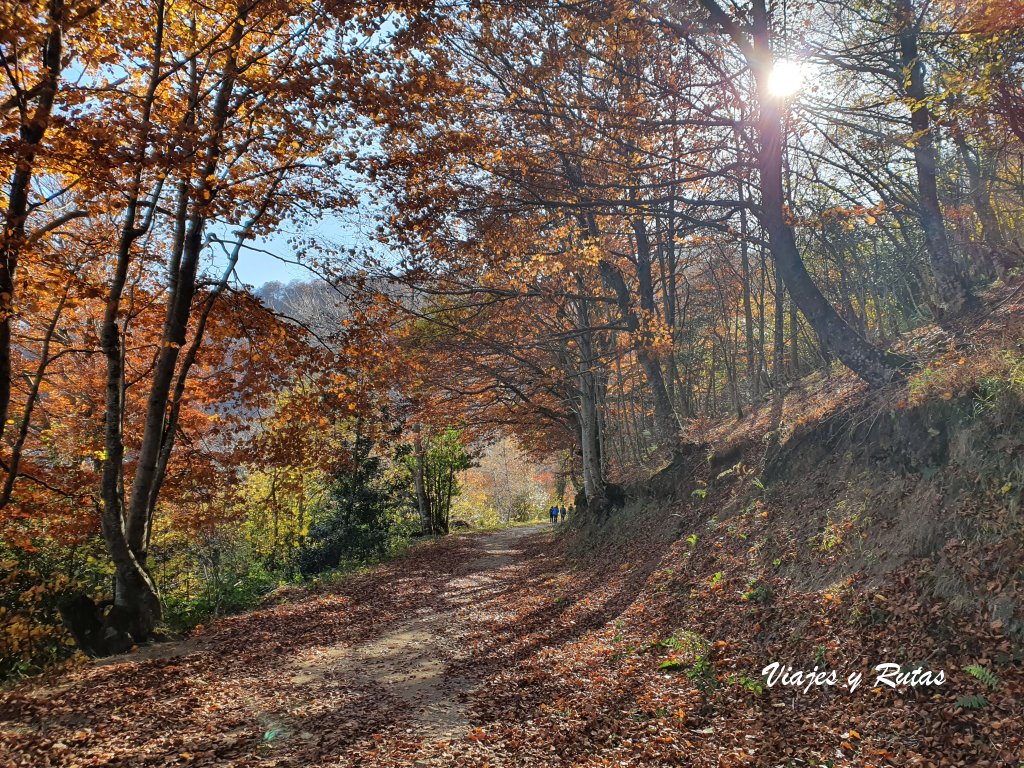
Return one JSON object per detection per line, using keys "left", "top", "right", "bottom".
{"left": 0, "top": 523, "right": 558, "bottom": 768}
{"left": 287, "top": 525, "right": 541, "bottom": 741}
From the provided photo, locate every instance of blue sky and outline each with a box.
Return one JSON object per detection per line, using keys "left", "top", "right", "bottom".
{"left": 232, "top": 232, "right": 320, "bottom": 287}
{"left": 229, "top": 200, "right": 387, "bottom": 288}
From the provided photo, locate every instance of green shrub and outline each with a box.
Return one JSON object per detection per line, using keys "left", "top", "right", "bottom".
{"left": 0, "top": 537, "right": 110, "bottom": 680}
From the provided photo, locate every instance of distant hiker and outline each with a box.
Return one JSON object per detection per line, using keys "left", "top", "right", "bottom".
{"left": 559, "top": 505, "right": 566, "bottom": 522}
{"left": 567, "top": 504, "right": 574, "bottom": 519}
{"left": 550, "top": 505, "right": 558, "bottom": 524}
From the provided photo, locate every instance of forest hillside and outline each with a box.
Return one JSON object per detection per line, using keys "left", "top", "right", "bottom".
{"left": 2, "top": 288, "right": 1023, "bottom": 767}
{"left": 2, "top": 0, "right": 1024, "bottom": 765}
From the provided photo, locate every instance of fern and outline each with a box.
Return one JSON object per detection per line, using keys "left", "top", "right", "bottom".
{"left": 659, "top": 630, "right": 709, "bottom": 657}
{"left": 955, "top": 694, "right": 988, "bottom": 710}
{"left": 965, "top": 664, "right": 1000, "bottom": 690}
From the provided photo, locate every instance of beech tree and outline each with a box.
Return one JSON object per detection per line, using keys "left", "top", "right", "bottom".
{"left": 343, "top": 0, "right": 1022, "bottom": 514}
{"left": 5, "top": 0, "right": 375, "bottom": 642}
{"left": 0, "top": 0, "right": 93, "bottom": 445}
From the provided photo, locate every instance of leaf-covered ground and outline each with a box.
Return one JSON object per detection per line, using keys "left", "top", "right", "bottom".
{"left": 2, "top": 512, "right": 1022, "bottom": 768}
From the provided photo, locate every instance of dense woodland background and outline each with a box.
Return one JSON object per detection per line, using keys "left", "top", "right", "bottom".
{"left": 1, "top": 0, "right": 1023, "bottom": 681}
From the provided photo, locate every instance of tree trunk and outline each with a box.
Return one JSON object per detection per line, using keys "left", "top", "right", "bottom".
{"left": 736, "top": 118, "right": 760, "bottom": 399}
{"left": 574, "top": 289, "right": 606, "bottom": 509}
{"left": 897, "top": 0, "right": 977, "bottom": 315}
{"left": 98, "top": 0, "right": 168, "bottom": 642}
{"left": 789, "top": 297, "right": 799, "bottom": 378}
{"left": 413, "top": 427, "right": 430, "bottom": 534}
{"left": 597, "top": 226, "right": 679, "bottom": 447}
{"left": 773, "top": 268, "right": 786, "bottom": 388}
{"left": 740, "top": 208, "right": 758, "bottom": 398}
{"left": 125, "top": 10, "right": 246, "bottom": 561}
{"left": 579, "top": 377, "right": 604, "bottom": 505}
{"left": 954, "top": 133, "right": 1009, "bottom": 272}
{"left": 0, "top": 290, "right": 67, "bottom": 506}
{"left": 558, "top": 151, "right": 679, "bottom": 449}
{"left": 697, "top": 0, "right": 908, "bottom": 385}
{"left": 0, "top": 0, "right": 64, "bottom": 444}
{"left": 754, "top": 65, "right": 905, "bottom": 383}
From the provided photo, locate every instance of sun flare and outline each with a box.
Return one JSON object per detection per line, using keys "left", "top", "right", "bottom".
{"left": 766, "top": 59, "right": 806, "bottom": 98}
